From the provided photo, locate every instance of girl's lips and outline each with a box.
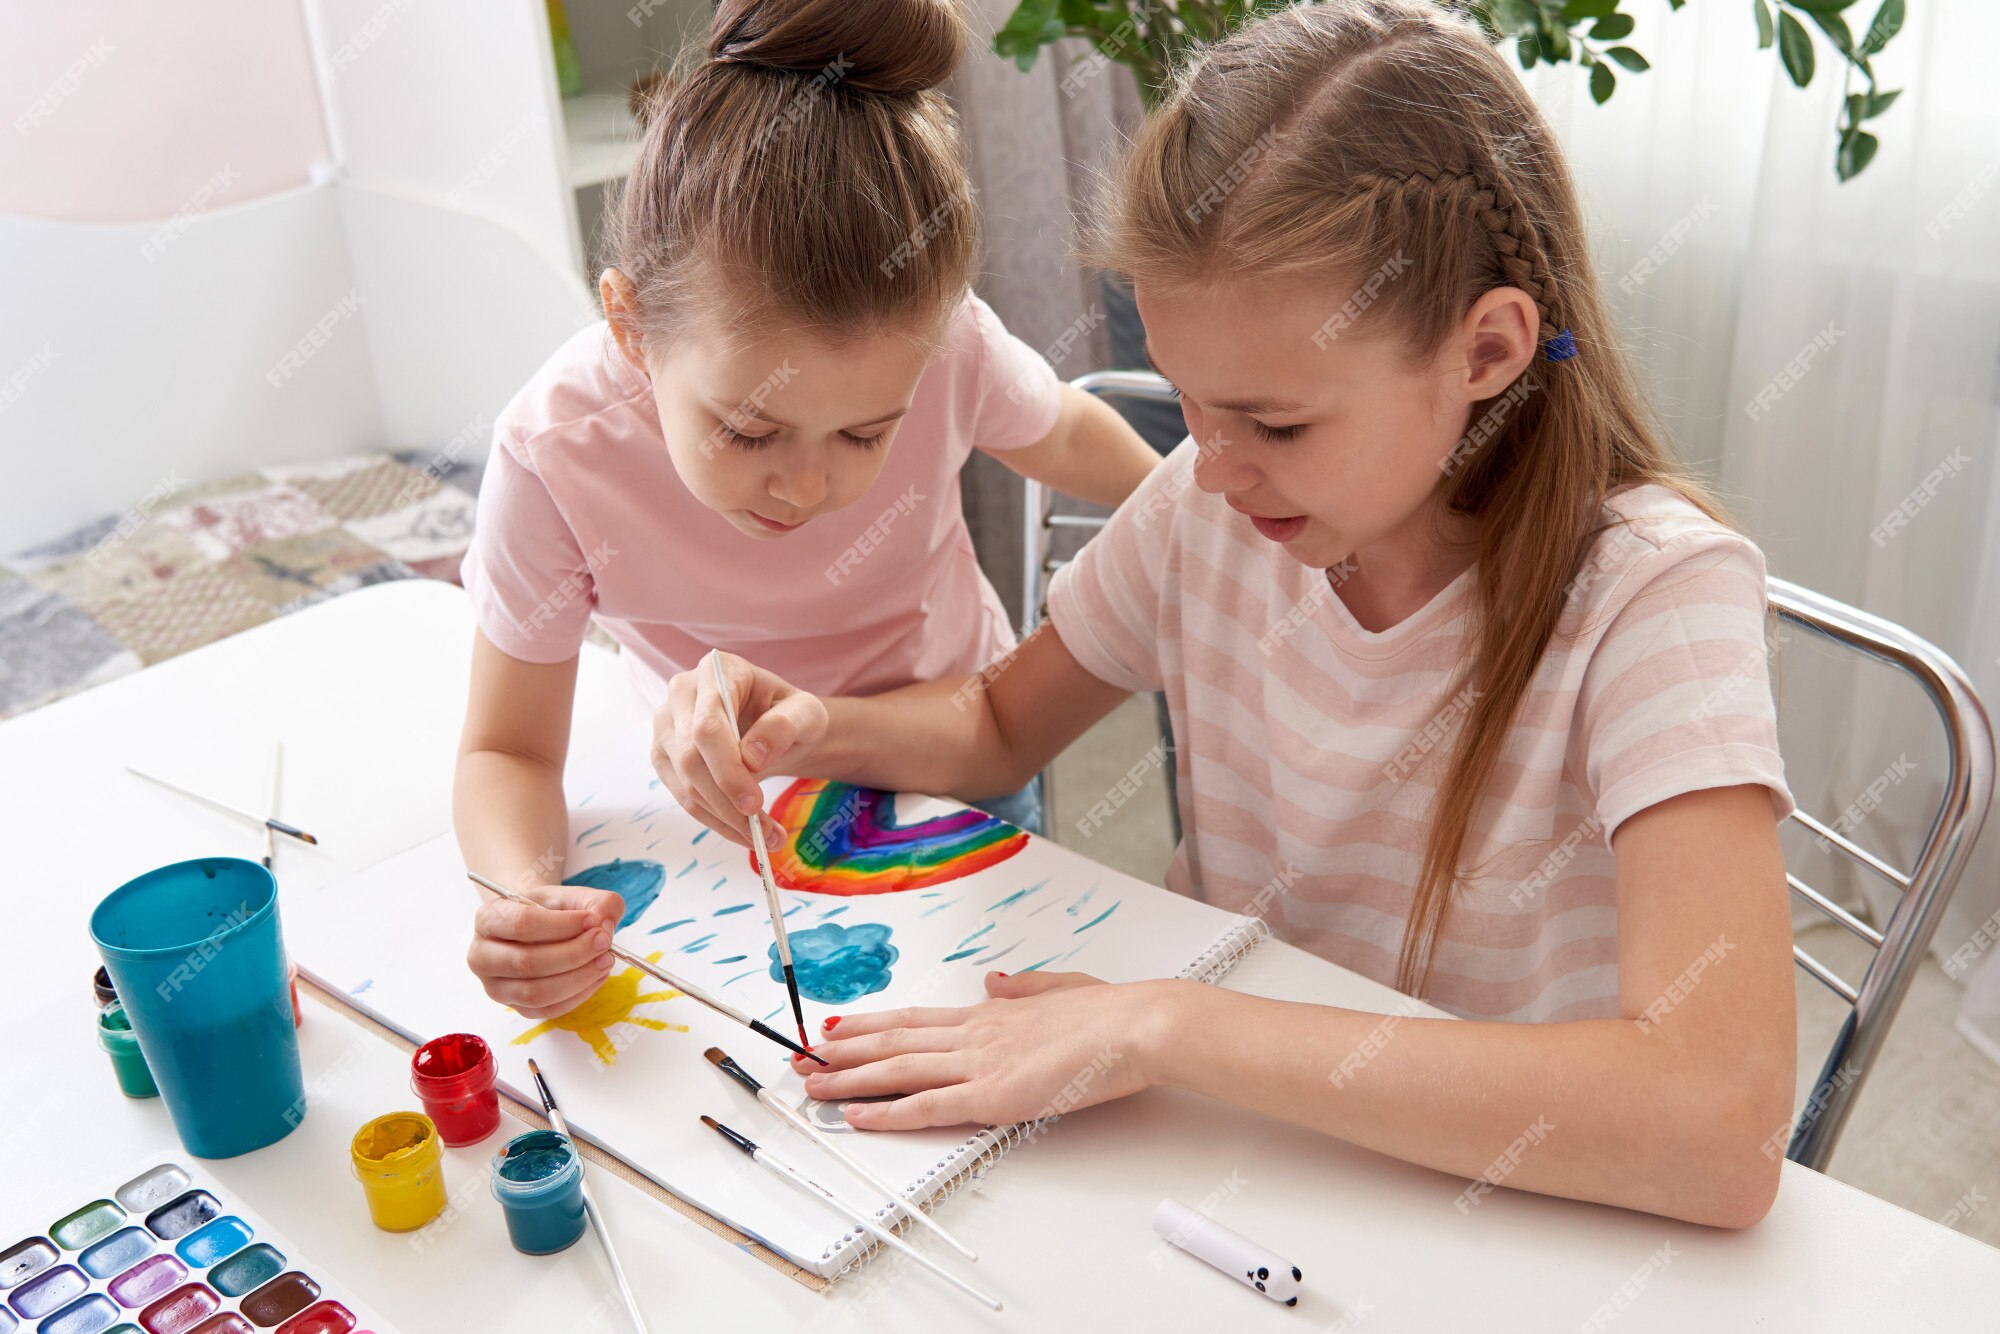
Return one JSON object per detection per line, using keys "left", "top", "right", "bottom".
{"left": 1248, "top": 513, "right": 1307, "bottom": 543}
{"left": 750, "top": 512, "right": 805, "bottom": 533}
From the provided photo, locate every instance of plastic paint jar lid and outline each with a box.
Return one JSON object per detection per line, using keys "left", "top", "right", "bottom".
{"left": 350, "top": 1112, "right": 443, "bottom": 1183}
{"left": 96, "top": 1003, "right": 160, "bottom": 1100}
{"left": 93, "top": 965, "right": 118, "bottom": 1010}
{"left": 489, "top": 1130, "right": 587, "bottom": 1255}
{"left": 350, "top": 1112, "right": 448, "bottom": 1233}
{"left": 96, "top": 1002, "right": 139, "bottom": 1051}
{"left": 410, "top": 1033, "right": 501, "bottom": 1147}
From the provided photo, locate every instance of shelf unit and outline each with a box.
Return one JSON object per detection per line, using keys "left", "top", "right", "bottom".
{"left": 547, "top": 0, "right": 710, "bottom": 280}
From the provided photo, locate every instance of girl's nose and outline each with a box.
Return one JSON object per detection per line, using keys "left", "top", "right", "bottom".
{"left": 770, "top": 465, "right": 827, "bottom": 511}
{"left": 1190, "top": 427, "right": 1249, "bottom": 494}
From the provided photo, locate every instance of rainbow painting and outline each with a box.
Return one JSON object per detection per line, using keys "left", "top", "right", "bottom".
{"left": 763, "top": 779, "right": 1028, "bottom": 895}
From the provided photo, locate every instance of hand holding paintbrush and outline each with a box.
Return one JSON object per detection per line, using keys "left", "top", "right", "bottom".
{"left": 707, "top": 650, "right": 812, "bottom": 1053}
{"left": 467, "top": 871, "right": 826, "bottom": 1066}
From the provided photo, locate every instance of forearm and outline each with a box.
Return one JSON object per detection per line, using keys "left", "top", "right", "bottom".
{"left": 452, "top": 748, "right": 572, "bottom": 888}
{"left": 1144, "top": 981, "right": 1784, "bottom": 1228}
{"left": 1000, "top": 387, "right": 1161, "bottom": 508}
{"left": 799, "top": 623, "right": 1128, "bottom": 803}
{"left": 807, "top": 675, "right": 1027, "bottom": 802}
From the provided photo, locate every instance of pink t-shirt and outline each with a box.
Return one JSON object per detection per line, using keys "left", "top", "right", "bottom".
{"left": 1048, "top": 440, "right": 1794, "bottom": 1022}
{"left": 462, "top": 293, "right": 1062, "bottom": 706}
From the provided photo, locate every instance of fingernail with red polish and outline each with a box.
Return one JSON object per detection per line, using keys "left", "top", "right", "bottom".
{"left": 823, "top": 1015, "right": 842, "bottom": 1030}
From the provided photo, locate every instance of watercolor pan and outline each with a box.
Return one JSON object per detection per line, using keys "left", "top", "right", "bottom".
{"left": 4, "top": 1154, "right": 397, "bottom": 1333}
{"left": 0, "top": 1236, "right": 56, "bottom": 1288}
{"left": 144, "top": 1194, "right": 223, "bottom": 1243}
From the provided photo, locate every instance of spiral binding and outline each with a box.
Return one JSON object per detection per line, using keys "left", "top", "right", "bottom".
{"left": 819, "top": 914, "right": 1274, "bottom": 1279}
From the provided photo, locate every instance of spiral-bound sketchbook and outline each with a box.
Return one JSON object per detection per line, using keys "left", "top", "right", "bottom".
{"left": 282, "top": 740, "right": 1267, "bottom": 1280}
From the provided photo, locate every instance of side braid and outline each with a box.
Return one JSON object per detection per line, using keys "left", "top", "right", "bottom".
{"left": 1355, "top": 165, "right": 1562, "bottom": 343}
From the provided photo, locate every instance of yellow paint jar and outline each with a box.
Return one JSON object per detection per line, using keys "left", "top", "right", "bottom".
{"left": 350, "top": 1111, "right": 448, "bottom": 1232}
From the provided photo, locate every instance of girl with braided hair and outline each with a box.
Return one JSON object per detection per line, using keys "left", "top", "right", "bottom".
{"left": 657, "top": 0, "right": 1797, "bottom": 1227}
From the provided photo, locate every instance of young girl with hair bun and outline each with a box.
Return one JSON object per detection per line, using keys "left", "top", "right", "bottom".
{"left": 456, "top": 0, "right": 1159, "bottom": 1021}
{"left": 660, "top": 0, "right": 1800, "bottom": 1228}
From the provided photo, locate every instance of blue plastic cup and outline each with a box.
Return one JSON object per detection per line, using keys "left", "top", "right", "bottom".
{"left": 90, "top": 857, "right": 306, "bottom": 1158}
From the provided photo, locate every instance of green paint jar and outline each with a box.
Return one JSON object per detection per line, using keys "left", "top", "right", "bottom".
{"left": 97, "top": 1002, "right": 159, "bottom": 1099}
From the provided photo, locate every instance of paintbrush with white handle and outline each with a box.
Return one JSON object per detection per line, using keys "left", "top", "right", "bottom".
{"left": 528, "top": 1059, "right": 650, "bottom": 1333}
{"left": 704, "top": 1046, "right": 977, "bottom": 1261}
{"left": 708, "top": 649, "right": 811, "bottom": 1053}
{"left": 128, "top": 763, "right": 320, "bottom": 847}
{"left": 703, "top": 1116, "right": 1001, "bottom": 1311}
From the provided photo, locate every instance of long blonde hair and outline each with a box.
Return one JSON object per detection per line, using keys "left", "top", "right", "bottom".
{"left": 1089, "top": 0, "right": 1733, "bottom": 997}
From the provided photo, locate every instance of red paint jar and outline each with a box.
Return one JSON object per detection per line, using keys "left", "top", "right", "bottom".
{"left": 410, "top": 1033, "right": 500, "bottom": 1146}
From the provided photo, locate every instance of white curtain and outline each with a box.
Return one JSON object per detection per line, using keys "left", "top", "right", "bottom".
{"left": 1522, "top": 2, "right": 2000, "bottom": 1058}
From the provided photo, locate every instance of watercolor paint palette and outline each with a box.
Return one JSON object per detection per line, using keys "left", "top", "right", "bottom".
{"left": 2, "top": 1154, "right": 399, "bottom": 1334}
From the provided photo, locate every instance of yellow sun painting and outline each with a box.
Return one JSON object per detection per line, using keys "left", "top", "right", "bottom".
{"left": 513, "top": 951, "right": 688, "bottom": 1063}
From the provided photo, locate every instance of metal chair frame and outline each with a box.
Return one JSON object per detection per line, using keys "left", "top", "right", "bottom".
{"left": 1024, "top": 369, "right": 1995, "bottom": 1171}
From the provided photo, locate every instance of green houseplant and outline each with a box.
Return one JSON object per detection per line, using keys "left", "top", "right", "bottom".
{"left": 994, "top": 0, "right": 1908, "bottom": 181}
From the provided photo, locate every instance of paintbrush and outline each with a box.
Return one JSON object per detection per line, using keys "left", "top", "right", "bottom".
{"left": 528, "top": 1059, "right": 650, "bottom": 1333}
{"left": 262, "top": 742, "right": 282, "bottom": 869}
{"left": 703, "top": 1047, "right": 977, "bottom": 1261}
{"left": 127, "top": 764, "right": 320, "bottom": 847}
{"left": 465, "top": 871, "right": 827, "bottom": 1066}
{"left": 708, "top": 650, "right": 811, "bottom": 1053}
{"left": 701, "top": 1115, "right": 1001, "bottom": 1311}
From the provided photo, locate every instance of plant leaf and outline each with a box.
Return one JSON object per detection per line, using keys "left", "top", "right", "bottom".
{"left": 1865, "top": 87, "right": 1902, "bottom": 117}
{"left": 1777, "top": 11, "right": 1815, "bottom": 86}
{"left": 1787, "top": 0, "right": 1858, "bottom": 13}
{"left": 992, "top": 0, "right": 1065, "bottom": 70}
{"left": 1590, "top": 59, "right": 1616, "bottom": 103}
{"left": 1806, "top": 9, "right": 1854, "bottom": 54}
{"left": 1589, "top": 14, "right": 1636, "bottom": 40}
{"left": 1603, "top": 44, "right": 1650, "bottom": 71}
{"left": 1837, "top": 129, "right": 1879, "bottom": 180}
{"left": 1517, "top": 31, "right": 1540, "bottom": 68}
{"left": 1858, "top": 0, "right": 1905, "bottom": 56}
{"left": 1753, "top": 0, "right": 1775, "bottom": 49}
{"left": 1561, "top": 0, "right": 1620, "bottom": 20}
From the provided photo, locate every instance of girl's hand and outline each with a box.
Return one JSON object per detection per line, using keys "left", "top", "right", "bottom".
{"left": 466, "top": 884, "right": 624, "bottom": 1020}
{"left": 653, "top": 654, "right": 828, "bottom": 847}
{"left": 785, "top": 971, "right": 1168, "bottom": 1130}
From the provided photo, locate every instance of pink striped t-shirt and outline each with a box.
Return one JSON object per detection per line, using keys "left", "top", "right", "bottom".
{"left": 1047, "top": 439, "right": 1793, "bottom": 1022}
{"left": 460, "top": 294, "right": 1061, "bottom": 708}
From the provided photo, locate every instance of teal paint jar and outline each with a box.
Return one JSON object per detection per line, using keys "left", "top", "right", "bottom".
{"left": 96, "top": 1002, "right": 159, "bottom": 1099}
{"left": 490, "top": 1130, "right": 587, "bottom": 1255}
{"left": 90, "top": 857, "right": 305, "bottom": 1158}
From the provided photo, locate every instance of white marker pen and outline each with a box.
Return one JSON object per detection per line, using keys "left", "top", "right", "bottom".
{"left": 1152, "top": 1198, "right": 1303, "bottom": 1306}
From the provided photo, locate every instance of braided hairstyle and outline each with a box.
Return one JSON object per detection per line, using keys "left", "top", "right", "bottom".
{"left": 1087, "top": 0, "right": 1733, "bottom": 998}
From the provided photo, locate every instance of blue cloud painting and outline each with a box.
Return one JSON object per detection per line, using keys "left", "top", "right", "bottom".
{"left": 775, "top": 922, "right": 900, "bottom": 1004}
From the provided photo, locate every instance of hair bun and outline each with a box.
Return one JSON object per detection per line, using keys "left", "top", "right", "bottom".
{"left": 706, "top": 0, "right": 965, "bottom": 96}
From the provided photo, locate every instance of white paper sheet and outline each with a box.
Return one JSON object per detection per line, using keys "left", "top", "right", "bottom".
{"left": 281, "top": 739, "right": 1260, "bottom": 1276}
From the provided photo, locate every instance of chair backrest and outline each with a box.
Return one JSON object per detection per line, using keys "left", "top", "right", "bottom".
{"left": 1021, "top": 371, "right": 1180, "bottom": 636}
{"left": 1767, "top": 579, "right": 1994, "bottom": 1169}
{"left": 1027, "top": 372, "right": 1997, "bottom": 1171}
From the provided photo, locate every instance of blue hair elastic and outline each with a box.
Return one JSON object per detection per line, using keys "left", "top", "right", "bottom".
{"left": 1543, "top": 328, "right": 1578, "bottom": 362}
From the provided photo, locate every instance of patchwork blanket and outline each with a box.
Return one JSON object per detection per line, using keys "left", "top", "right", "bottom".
{"left": 0, "top": 451, "right": 482, "bottom": 720}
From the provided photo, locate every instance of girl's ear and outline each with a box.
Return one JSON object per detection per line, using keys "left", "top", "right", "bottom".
{"left": 1458, "top": 287, "right": 1539, "bottom": 401}
{"left": 599, "top": 268, "right": 647, "bottom": 369}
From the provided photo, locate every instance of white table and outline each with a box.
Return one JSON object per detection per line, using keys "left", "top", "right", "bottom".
{"left": 5, "top": 579, "right": 1996, "bottom": 1332}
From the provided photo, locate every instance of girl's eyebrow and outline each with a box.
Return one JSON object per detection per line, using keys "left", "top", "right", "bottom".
{"left": 1143, "top": 340, "right": 1304, "bottom": 416}
{"left": 703, "top": 396, "right": 909, "bottom": 431}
